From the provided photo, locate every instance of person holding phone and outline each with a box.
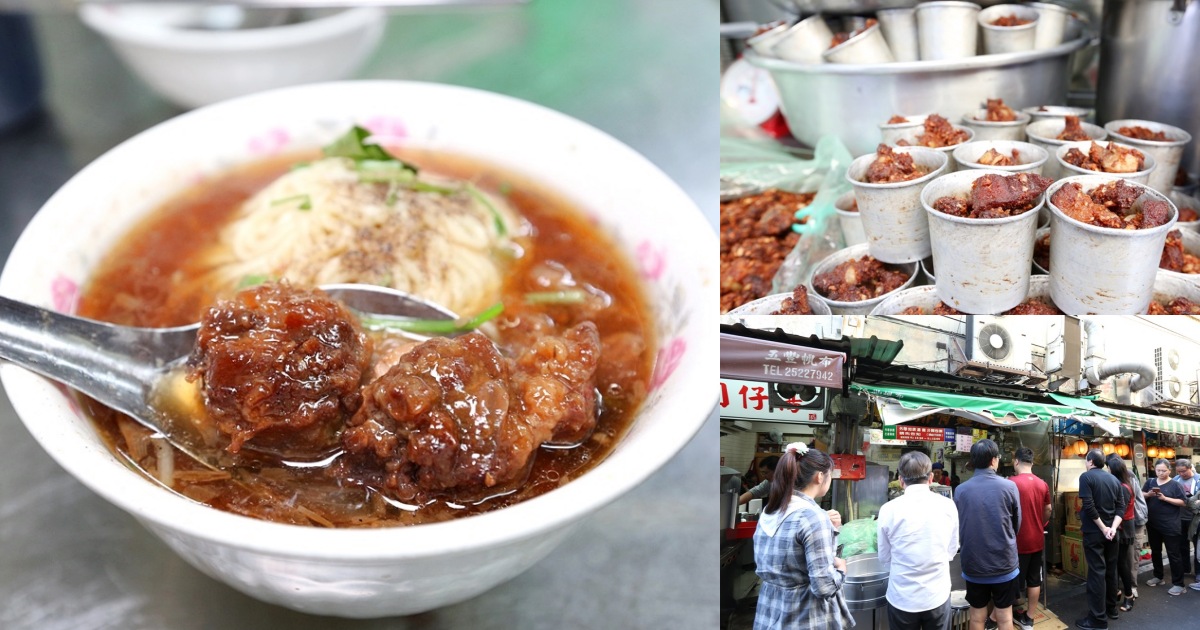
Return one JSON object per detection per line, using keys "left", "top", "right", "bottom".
{"left": 1142, "top": 458, "right": 1187, "bottom": 595}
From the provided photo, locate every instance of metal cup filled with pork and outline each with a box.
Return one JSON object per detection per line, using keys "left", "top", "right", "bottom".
{"left": 1045, "top": 175, "right": 1178, "bottom": 314}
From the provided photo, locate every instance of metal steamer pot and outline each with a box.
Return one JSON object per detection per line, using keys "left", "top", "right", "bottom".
{"left": 1096, "top": 0, "right": 1200, "bottom": 177}
{"left": 843, "top": 552, "right": 890, "bottom": 611}
{"left": 748, "top": 35, "right": 1092, "bottom": 157}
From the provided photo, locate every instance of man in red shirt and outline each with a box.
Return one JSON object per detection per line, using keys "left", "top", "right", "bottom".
{"left": 1009, "top": 447, "right": 1051, "bottom": 630}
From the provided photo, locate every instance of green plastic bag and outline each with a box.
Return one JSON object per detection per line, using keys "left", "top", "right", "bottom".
{"left": 720, "top": 134, "right": 855, "bottom": 295}
{"left": 838, "top": 517, "right": 878, "bottom": 558}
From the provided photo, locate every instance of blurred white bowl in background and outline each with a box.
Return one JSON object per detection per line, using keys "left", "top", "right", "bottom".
{"left": 79, "top": 5, "right": 385, "bottom": 109}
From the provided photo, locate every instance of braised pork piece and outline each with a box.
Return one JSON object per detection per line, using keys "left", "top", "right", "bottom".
{"left": 720, "top": 189, "right": 813, "bottom": 312}
{"left": 1147, "top": 298, "right": 1200, "bottom": 315}
{"left": 1117, "top": 126, "right": 1169, "bottom": 142}
{"left": 990, "top": 15, "right": 1033, "bottom": 26}
{"left": 932, "top": 173, "right": 1053, "bottom": 219}
{"left": 1061, "top": 142, "right": 1145, "bottom": 174}
{"left": 864, "top": 144, "right": 930, "bottom": 183}
{"left": 1051, "top": 180, "right": 1172, "bottom": 229}
{"left": 887, "top": 115, "right": 910, "bottom": 124}
{"left": 1057, "top": 115, "right": 1092, "bottom": 141}
{"left": 897, "top": 114, "right": 970, "bottom": 149}
{"left": 813, "top": 256, "right": 909, "bottom": 302}
{"left": 901, "top": 299, "right": 1061, "bottom": 315}
{"left": 1181, "top": 207, "right": 1199, "bottom": 223}
{"left": 982, "top": 99, "right": 1018, "bottom": 122}
{"left": 977, "top": 148, "right": 1020, "bottom": 167}
{"left": 1160, "top": 230, "right": 1200, "bottom": 274}
{"left": 771, "top": 284, "right": 814, "bottom": 315}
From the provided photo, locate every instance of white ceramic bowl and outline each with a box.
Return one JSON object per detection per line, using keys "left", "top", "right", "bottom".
{"left": 79, "top": 5, "right": 385, "bottom": 109}
{"left": 0, "top": 81, "right": 717, "bottom": 617}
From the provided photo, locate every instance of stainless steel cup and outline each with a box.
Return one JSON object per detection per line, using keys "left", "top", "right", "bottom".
{"left": 921, "top": 169, "right": 1042, "bottom": 314}
{"left": 877, "top": 8, "right": 919, "bottom": 62}
{"left": 1054, "top": 140, "right": 1157, "bottom": 185}
{"left": 960, "top": 108, "right": 1032, "bottom": 142}
{"left": 806, "top": 243, "right": 919, "bottom": 314}
{"left": 1104, "top": 119, "right": 1193, "bottom": 196}
{"left": 1046, "top": 175, "right": 1178, "bottom": 314}
{"left": 771, "top": 15, "right": 835, "bottom": 64}
{"left": 847, "top": 146, "right": 949, "bottom": 263}
{"left": 823, "top": 23, "right": 895, "bottom": 64}
{"left": 978, "top": 5, "right": 1039, "bottom": 55}
{"left": 1025, "top": 118, "right": 1107, "bottom": 179}
{"left": 916, "top": 1, "right": 982, "bottom": 61}
{"left": 953, "top": 140, "right": 1049, "bottom": 175}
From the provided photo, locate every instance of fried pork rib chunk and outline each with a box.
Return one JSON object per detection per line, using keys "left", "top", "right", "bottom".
{"left": 1057, "top": 115, "right": 1092, "bottom": 141}
{"left": 1051, "top": 180, "right": 1172, "bottom": 229}
{"left": 1180, "top": 207, "right": 1199, "bottom": 223}
{"left": 1160, "top": 230, "right": 1200, "bottom": 274}
{"left": 340, "top": 326, "right": 600, "bottom": 502}
{"left": 983, "top": 99, "right": 1018, "bottom": 122}
{"left": 887, "top": 115, "right": 910, "bottom": 124}
{"left": 1117, "top": 126, "right": 1169, "bottom": 141}
{"left": 932, "top": 173, "right": 1053, "bottom": 219}
{"left": 865, "top": 144, "right": 929, "bottom": 183}
{"left": 905, "top": 299, "right": 1061, "bottom": 315}
{"left": 1148, "top": 297, "right": 1200, "bottom": 315}
{"left": 720, "top": 189, "right": 812, "bottom": 312}
{"left": 1034, "top": 232, "right": 1052, "bottom": 271}
{"left": 991, "top": 14, "right": 1033, "bottom": 26}
{"left": 772, "top": 285, "right": 813, "bottom": 315}
{"left": 813, "top": 256, "right": 910, "bottom": 302}
{"left": 898, "top": 114, "right": 970, "bottom": 148}
{"left": 977, "top": 148, "right": 1019, "bottom": 167}
{"left": 187, "top": 283, "right": 372, "bottom": 455}
{"left": 1061, "top": 141, "right": 1145, "bottom": 173}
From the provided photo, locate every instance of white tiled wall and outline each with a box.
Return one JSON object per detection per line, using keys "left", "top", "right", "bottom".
{"left": 721, "top": 431, "right": 757, "bottom": 474}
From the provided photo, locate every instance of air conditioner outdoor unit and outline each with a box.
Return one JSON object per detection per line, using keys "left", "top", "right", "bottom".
{"left": 964, "top": 317, "right": 1036, "bottom": 378}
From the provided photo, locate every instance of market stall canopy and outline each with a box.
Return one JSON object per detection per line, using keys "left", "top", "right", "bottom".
{"left": 1094, "top": 404, "right": 1200, "bottom": 437}
{"left": 853, "top": 383, "right": 1121, "bottom": 435}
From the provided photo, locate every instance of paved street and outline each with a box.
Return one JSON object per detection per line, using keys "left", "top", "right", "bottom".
{"left": 726, "top": 562, "right": 1200, "bottom": 630}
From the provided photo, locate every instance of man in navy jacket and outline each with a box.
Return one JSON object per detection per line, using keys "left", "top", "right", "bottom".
{"left": 955, "top": 439, "right": 1021, "bottom": 630}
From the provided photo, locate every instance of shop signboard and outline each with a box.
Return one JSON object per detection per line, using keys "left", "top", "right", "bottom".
{"left": 881, "top": 425, "right": 956, "bottom": 442}
{"left": 719, "top": 378, "right": 825, "bottom": 424}
{"left": 720, "top": 333, "right": 844, "bottom": 389}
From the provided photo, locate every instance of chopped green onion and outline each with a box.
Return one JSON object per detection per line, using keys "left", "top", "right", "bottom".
{"left": 289, "top": 161, "right": 311, "bottom": 171}
{"left": 498, "top": 182, "right": 513, "bottom": 196}
{"left": 322, "top": 126, "right": 420, "bottom": 172}
{"left": 270, "top": 194, "right": 312, "bottom": 210}
{"left": 237, "top": 274, "right": 272, "bottom": 289}
{"left": 524, "top": 290, "right": 588, "bottom": 305}
{"left": 359, "top": 302, "right": 504, "bottom": 335}
{"left": 356, "top": 160, "right": 456, "bottom": 195}
{"left": 466, "top": 182, "right": 507, "bottom": 237}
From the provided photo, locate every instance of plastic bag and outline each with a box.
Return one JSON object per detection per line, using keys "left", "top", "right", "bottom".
{"left": 838, "top": 517, "right": 878, "bottom": 558}
{"left": 720, "top": 134, "right": 855, "bottom": 295}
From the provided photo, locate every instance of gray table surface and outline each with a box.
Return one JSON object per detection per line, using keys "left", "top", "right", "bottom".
{"left": 0, "top": 3, "right": 718, "bottom": 628}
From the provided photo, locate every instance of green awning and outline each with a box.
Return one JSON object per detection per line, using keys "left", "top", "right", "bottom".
{"left": 852, "top": 383, "right": 1120, "bottom": 434}
{"left": 1102, "top": 408, "right": 1200, "bottom": 437}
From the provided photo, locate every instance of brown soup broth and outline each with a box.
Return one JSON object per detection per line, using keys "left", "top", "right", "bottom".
{"left": 75, "top": 149, "right": 656, "bottom": 527}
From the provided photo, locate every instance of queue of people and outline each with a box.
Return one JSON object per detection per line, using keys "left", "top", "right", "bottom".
{"left": 750, "top": 440, "right": 1195, "bottom": 630}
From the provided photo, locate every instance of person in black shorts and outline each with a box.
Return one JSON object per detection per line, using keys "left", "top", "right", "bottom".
{"left": 955, "top": 439, "right": 1021, "bottom": 630}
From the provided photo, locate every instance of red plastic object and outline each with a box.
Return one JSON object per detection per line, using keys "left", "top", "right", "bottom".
{"left": 727, "top": 521, "right": 758, "bottom": 540}
{"left": 830, "top": 454, "right": 867, "bottom": 480}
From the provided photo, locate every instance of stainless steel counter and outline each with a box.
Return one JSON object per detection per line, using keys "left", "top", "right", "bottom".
{"left": 0, "top": 3, "right": 718, "bottom": 628}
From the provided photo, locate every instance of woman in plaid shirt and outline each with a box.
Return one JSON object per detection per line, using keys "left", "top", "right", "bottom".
{"left": 752, "top": 443, "right": 855, "bottom": 629}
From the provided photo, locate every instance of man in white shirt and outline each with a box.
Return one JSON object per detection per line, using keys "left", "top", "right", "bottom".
{"left": 879, "top": 450, "right": 961, "bottom": 630}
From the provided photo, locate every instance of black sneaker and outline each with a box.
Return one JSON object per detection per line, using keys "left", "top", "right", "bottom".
{"left": 1016, "top": 612, "right": 1035, "bottom": 630}
{"left": 1106, "top": 609, "right": 1119, "bottom": 620}
{"left": 1075, "top": 618, "right": 1108, "bottom": 630}
{"left": 985, "top": 620, "right": 999, "bottom": 630}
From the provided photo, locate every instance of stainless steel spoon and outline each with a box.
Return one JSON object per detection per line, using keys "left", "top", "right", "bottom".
{"left": 0, "top": 283, "right": 455, "bottom": 465}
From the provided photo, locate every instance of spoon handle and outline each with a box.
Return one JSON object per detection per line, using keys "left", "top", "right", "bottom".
{"left": 0, "top": 294, "right": 194, "bottom": 420}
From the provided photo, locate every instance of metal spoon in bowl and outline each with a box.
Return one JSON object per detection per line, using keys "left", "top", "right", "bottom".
{"left": 0, "top": 283, "right": 456, "bottom": 467}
